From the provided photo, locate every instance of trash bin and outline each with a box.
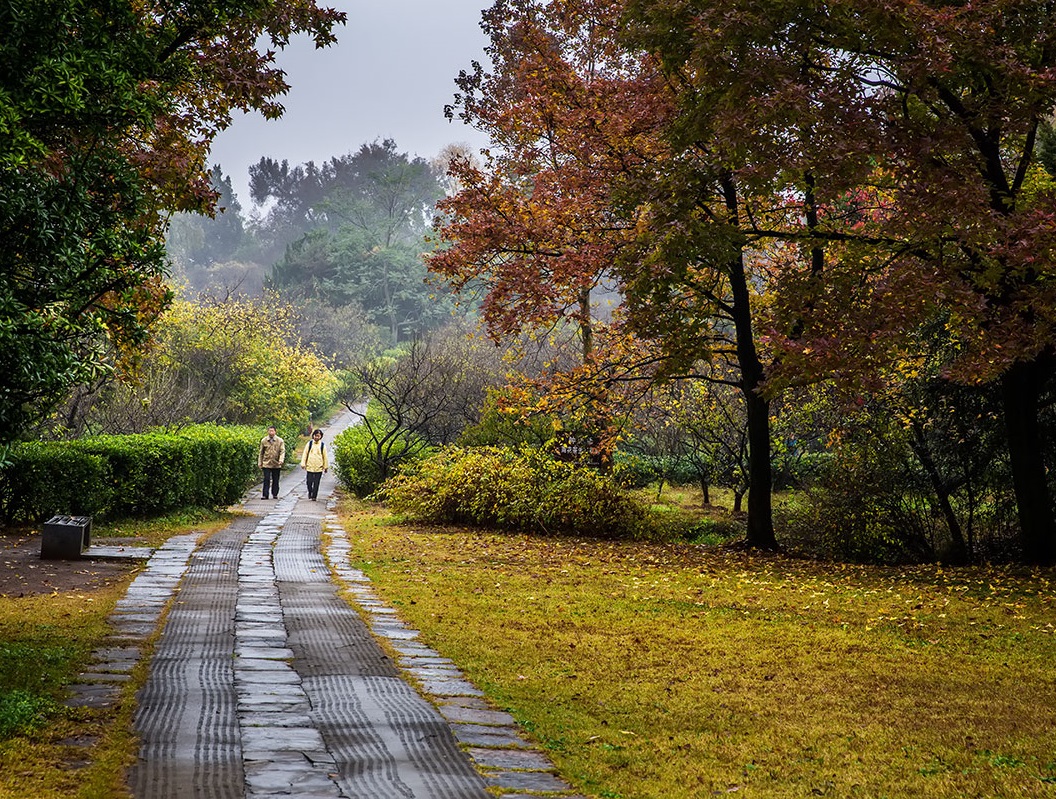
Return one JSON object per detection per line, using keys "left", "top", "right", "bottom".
{"left": 41, "top": 515, "right": 92, "bottom": 560}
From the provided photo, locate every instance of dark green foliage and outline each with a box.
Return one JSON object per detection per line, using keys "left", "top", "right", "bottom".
{"left": 382, "top": 446, "right": 653, "bottom": 539}
{"left": 775, "top": 423, "right": 1018, "bottom": 565}
{"left": 0, "top": 425, "right": 260, "bottom": 523}
{"left": 0, "top": 443, "right": 108, "bottom": 520}
{"left": 771, "top": 451, "right": 833, "bottom": 490}
{"left": 260, "top": 140, "right": 454, "bottom": 343}
{"left": 0, "top": 0, "right": 169, "bottom": 443}
{"left": 0, "top": 642, "right": 72, "bottom": 739}
{"left": 271, "top": 227, "right": 451, "bottom": 342}
{"left": 332, "top": 422, "right": 430, "bottom": 498}
{"left": 613, "top": 451, "right": 703, "bottom": 489}
{"left": 772, "top": 378, "right": 1019, "bottom": 564}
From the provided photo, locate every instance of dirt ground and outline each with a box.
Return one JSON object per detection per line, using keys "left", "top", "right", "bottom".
{"left": 0, "top": 530, "right": 141, "bottom": 597}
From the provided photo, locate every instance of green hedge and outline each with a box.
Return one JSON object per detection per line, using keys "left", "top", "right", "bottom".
{"left": 332, "top": 420, "right": 432, "bottom": 498}
{"left": 381, "top": 446, "right": 653, "bottom": 539}
{"left": 0, "top": 425, "right": 261, "bottom": 523}
{"left": 613, "top": 451, "right": 706, "bottom": 488}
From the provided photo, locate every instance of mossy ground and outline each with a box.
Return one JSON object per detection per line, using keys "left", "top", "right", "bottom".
{"left": 338, "top": 495, "right": 1056, "bottom": 799}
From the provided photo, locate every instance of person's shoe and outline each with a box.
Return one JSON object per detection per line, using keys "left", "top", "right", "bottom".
{"left": 261, "top": 495, "right": 268, "bottom": 500}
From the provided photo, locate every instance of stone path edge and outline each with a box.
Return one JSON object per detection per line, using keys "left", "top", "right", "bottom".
{"left": 320, "top": 506, "right": 589, "bottom": 799}
{"left": 65, "top": 505, "right": 591, "bottom": 799}
{"left": 65, "top": 532, "right": 202, "bottom": 711}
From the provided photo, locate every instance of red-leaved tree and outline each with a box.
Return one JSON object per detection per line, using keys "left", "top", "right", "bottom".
{"left": 627, "top": 0, "right": 1056, "bottom": 563}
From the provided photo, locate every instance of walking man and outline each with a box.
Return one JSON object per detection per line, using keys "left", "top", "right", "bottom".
{"left": 258, "top": 425, "right": 285, "bottom": 499}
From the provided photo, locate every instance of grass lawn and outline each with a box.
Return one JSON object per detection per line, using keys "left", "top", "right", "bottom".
{"left": 338, "top": 498, "right": 1056, "bottom": 799}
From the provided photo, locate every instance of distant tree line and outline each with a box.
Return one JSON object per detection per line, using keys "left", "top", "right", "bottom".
{"left": 166, "top": 139, "right": 460, "bottom": 347}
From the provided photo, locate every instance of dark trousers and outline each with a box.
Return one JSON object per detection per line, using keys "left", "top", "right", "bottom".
{"left": 306, "top": 471, "right": 322, "bottom": 499}
{"left": 262, "top": 468, "right": 281, "bottom": 498}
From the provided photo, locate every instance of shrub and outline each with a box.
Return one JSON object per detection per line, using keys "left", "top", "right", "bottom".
{"left": 0, "top": 425, "right": 260, "bottom": 523}
{"left": 775, "top": 485, "right": 935, "bottom": 564}
{"left": 613, "top": 451, "right": 703, "bottom": 489}
{"left": 332, "top": 424, "right": 384, "bottom": 497}
{"left": 0, "top": 443, "right": 109, "bottom": 521}
{"left": 382, "top": 446, "right": 653, "bottom": 539}
{"left": 457, "top": 390, "right": 556, "bottom": 448}
{"left": 332, "top": 419, "right": 432, "bottom": 498}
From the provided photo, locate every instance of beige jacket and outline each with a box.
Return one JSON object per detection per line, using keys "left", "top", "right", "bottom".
{"left": 258, "top": 434, "right": 285, "bottom": 469}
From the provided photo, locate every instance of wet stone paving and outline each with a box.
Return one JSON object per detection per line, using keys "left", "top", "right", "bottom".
{"left": 69, "top": 415, "right": 584, "bottom": 799}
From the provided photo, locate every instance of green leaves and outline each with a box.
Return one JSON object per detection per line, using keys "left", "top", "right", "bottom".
{"left": 0, "top": 0, "right": 344, "bottom": 443}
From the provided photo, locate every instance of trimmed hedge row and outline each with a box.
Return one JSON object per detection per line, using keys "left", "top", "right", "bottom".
{"left": 0, "top": 425, "right": 262, "bottom": 523}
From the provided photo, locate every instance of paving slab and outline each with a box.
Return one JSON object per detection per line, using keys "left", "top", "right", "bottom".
{"left": 485, "top": 770, "right": 578, "bottom": 792}
{"left": 451, "top": 724, "right": 534, "bottom": 748}
{"left": 124, "top": 409, "right": 507, "bottom": 798}
{"left": 436, "top": 705, "right": 518, "bottom": 726}
{"left": 78, "top": 410, "right": 584, "bottom": 799}
{"left": 465, "top": 747, "right": 556, "bottom": 770}
{"left": 82, "top": 544, "right": 154, "bottom": 561}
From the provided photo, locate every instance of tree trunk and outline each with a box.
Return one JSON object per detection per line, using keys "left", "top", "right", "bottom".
{"left": 722, "top": 175, "right": 777, "bottom": 550}
{"left": 741, "top": 384, "right": 774, "bottom": 546}
{"left": 1001, "top": 357, "right": 1056, "bottom": 565}
{"left": 909, "top": 424, "right": 969, "bottom": 563}
{"left": 729, "top": 290, "right": 775, "bottom": 546}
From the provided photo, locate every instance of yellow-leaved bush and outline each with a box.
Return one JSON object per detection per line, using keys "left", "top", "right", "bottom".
{"left": 155, "top": 296, "right": 339, "bottom": 427}
{"left": 381, "top": 446, "right": 653, "bottom": 539}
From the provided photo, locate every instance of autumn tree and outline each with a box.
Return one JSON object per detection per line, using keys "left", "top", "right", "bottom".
{"left": 0, "top": 0, "right": 343, "bottom": 444}
{"left": 434, "top": 0, "right": 785, "bottom": 547}
{"left": 435, "top": 2, "right": 624, "bottom": 418}
{"left": 627, "top": 0, "right": 1056, "bottom": 563}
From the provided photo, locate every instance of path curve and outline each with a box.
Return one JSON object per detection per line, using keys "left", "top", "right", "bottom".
{"left": 102, "top": 408, "right": 583, "bottom": 799}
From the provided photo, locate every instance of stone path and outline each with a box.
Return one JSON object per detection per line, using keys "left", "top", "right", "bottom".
{"left": 68, "top": 410, "right": 583, "bottom": 799}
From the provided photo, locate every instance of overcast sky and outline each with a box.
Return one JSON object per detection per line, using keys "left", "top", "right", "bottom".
{"left": 208, "top": 0, "right": 493, "bottom": 207}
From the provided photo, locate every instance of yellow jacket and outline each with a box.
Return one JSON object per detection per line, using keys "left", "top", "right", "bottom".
{"left": 300, "top": 439, "right": 329, "bottom": 472}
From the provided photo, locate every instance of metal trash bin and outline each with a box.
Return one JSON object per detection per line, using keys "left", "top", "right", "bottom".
{"left": 41, "top": 515, "right": 92, "bottom": 560}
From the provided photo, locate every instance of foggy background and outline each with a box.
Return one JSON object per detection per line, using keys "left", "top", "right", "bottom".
{"left": 209, "top": 0, "right": 492, "bottom": 207}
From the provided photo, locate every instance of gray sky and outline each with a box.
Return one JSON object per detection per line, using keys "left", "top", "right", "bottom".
{"left": 208, "top": 0, "right": 492, "bottom": 207}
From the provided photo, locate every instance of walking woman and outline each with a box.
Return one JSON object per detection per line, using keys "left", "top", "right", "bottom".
{"left": 300, "top": 428, "right": 329, "bottom": 501}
